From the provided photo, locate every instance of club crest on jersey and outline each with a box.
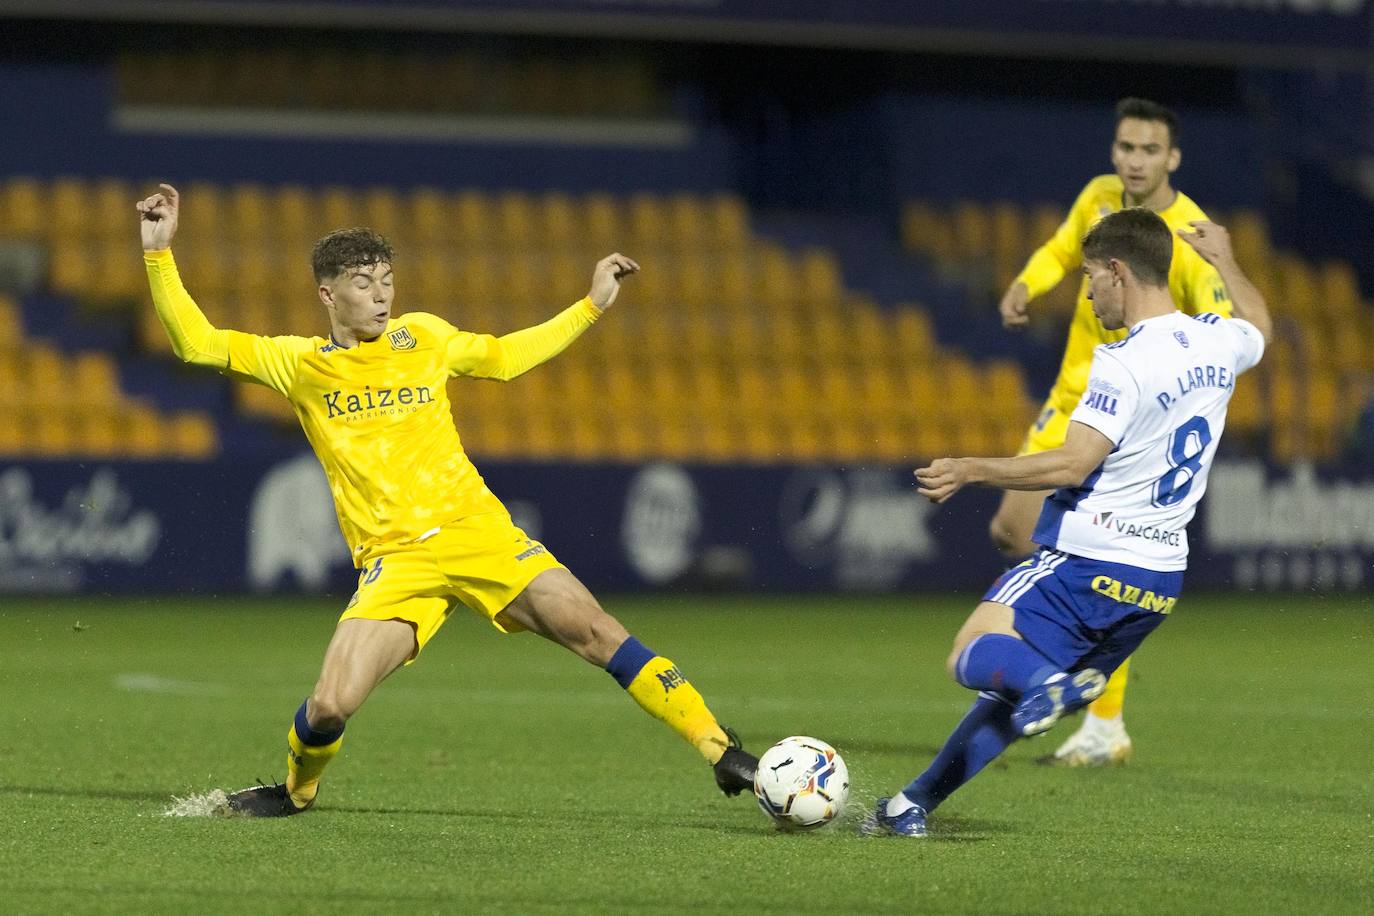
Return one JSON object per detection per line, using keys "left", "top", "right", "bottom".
{"left": 1174, "top": 331, "right": 1190, "bottom": 348}
{"left": 388, "top": 327, "right": 416, "bottom": 350}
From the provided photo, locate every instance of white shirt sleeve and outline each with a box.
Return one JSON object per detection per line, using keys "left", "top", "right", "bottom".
{"left": 1225, "top": 318, "right": 1266, "bottom": 375}
{"left": 1069, "top": 347, "right": 1141, "bottom": 446}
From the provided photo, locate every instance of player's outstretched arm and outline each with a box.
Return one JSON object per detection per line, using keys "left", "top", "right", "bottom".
{"left": 915, "top": 422, "right": 1113, "bottom": 503}
{"left": 456, "top": 253, "right": 640, "bottom": 381}
{"left": 138, "top": 183, "right": 231, "bottom": 369}
{"left": 1178, "top": 220, "right": 1273, "bottom": 344}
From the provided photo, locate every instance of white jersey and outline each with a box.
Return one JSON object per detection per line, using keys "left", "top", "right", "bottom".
{"left": 1032, "top": 311, "right": 1265, "bottom": 571}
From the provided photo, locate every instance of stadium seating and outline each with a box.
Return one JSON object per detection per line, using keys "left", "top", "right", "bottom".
{"left": 1, "top": 176, "right": 1034, "bottom": 464}
{"left": 0, "top": 292, "right": 219, "bottom": 459}
{"left": 903, "top": 198, "right": 1374, "bottom": 462}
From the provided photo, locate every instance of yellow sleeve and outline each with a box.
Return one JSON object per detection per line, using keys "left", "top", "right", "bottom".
{"left": 1015, "top": 181, "right": 1098, "bottom": 300}
{"left": 143, "top": 248, "right": 230, "bottom": 367}
{"left": 222, "top": 330, "right": 313, "bottom": 396}
{"left": 1181, "top": 254, "right": 1233, "bottom": 318}
{"left": 447, "top": 297, "right": 602, "bottom": 381}
{"left": 144, "top": 248, "right": 310, "bottom": 396}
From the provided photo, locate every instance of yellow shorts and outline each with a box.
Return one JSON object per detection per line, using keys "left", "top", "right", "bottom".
{"left": 338, "top": 512, "right": 564, "bottom": 659}
{"left": 1019, "top": 395, "right": 1073, "bottom": 456}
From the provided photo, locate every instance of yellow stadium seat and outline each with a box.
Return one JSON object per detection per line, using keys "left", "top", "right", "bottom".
{"left": 71, "top": 352, "right": 122, "bottom": 406}
{"left": 0, "top": 294, "right": 20, "bottom": 334}
{"left": 951, "top": 201, "right": 992, "bottom": 259}
{"left": 540, "top": 193, "right": 580, "bottom": 247}
{"left": 706, "top": 194, "right": 749, "bottom": 246}
{"left": 229, "top": 183, "right": 271, "bottom": 243}
{"left": 1278, "top": 255, "right": 1317, "bottom": 320}
{"left": 26, "top": 347, "right": 66, "bottom": 407}
{"left": 902, "top": 201, "right": 941, "bottom": 256}
{"left": 1229, "top": 210, "right": 1270, "bottom": 268}
{"left": 799, "top": 250, "right": 842, "bottom": 306}
{"left": 629, "top": 193, "right": 668, "bottom": 248}
{"left": 0, "top": 413, "right": 27, "bottom": 454}
{"left": 78, "top": 412, "right": 123, "bottom": 457}
{"left": 362, "top": 187, "right": 405, "bottom": 243}
{"left": 168, "top": 413, "right": 219, "bottom": 458}
{"left": 667, "top": 195, "right": 707, "bottom": 250}
{"left": 48, "top": 177, "right": 91, "bottom": 246}
{"left": 90, "top": 237, "right": 145, "bottom": 303}
{"left": 27, "top": 412, "right": 62, "bottom": 456}
{"left": 49, "top": 241, "right": 97, "bottom": 297}
{"left": 318, "top": 186, "right": 356, "bottom": 236}
{"left": 581, "top": 193, "right": 620, "bottom": 249}
{"left": 495, "top": 192, "right": 537, "bottom": 248}
{"left": 0, "top": 177, "right": 44, "bottom": 239}
{"left": 410, "top": 188, "right": 451, "bottom": 245}
{"left": 892, "top": 307, "right": 935, "bottom": 356}
{"left": 715, "top": 253, "right": 752, "bottom": 309}
{"left": 1318, "top": 260, "right": 1361, "bottom": 316}
{"left": 90, "top": 178, "right": 133, "bottom": 241}
{"left": 758, "top": 246, "right": 799, "bottom": 309}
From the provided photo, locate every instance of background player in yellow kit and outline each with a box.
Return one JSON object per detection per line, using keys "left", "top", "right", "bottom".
{"left": 137, "top": 184, "right": 758, "bottom": 816}
{"left": 991, "top": 99, "right": 1234, "bottom": 766}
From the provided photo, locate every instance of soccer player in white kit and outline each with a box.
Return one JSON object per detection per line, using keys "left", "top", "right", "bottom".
{"left": 862, "top": 209, "right": 1272, "bottom": 837}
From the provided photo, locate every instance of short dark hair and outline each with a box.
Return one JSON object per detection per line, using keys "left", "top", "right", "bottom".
{"left": 1115, "top": 97, "right": 1179, "bottom": 147}
{"left": 1082, "top": 208, "right": 1173, "bottom": 288}
{"left": 311, "top": 228, "right": 394, "bottom": 282}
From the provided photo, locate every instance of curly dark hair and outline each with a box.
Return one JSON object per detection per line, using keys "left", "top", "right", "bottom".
{"left": 311, "top": 227, "right": 394, "bottom": 282}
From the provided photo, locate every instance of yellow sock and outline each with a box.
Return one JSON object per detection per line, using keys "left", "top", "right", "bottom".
{"left": 625, "top": 656, "right": 730, "bottom": 764}
{"left": 285, "top": 721, "right": 344, "bottom": 809}
{"left": 1087, "top": 657, "right": 1130, "bottom": 720}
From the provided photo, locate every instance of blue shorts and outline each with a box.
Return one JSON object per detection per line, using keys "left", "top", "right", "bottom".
{"left": 982, "top": 549, "right": 1184, "bottom": 675}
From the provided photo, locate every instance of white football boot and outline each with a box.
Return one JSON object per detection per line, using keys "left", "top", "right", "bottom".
{"left": 1046, "top": 715, "right": 1133, "bottom": 767}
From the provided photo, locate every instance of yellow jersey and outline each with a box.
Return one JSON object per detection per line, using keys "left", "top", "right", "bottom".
{"left": 1016, "top": 174, "right": 1233, "bottom": 413}
{"left": 145, "top": 248, "right": 600, "bottom": 565}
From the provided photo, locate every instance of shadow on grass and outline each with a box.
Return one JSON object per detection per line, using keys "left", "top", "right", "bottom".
{"left": 328, "top": 802, "right": 766, "bottom": 835}
{"left": 0, "top": 784, "right": 171, "bottom": 803}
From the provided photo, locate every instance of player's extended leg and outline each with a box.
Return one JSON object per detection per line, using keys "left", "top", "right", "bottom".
{"left": 988, "top": 487, "right": 1052, "bottom": 557}
{"left": 862, "top": 600, "right": 1103, "bottom": 838}
{"left": 497, "top": 567, "right": 757, "bottom": 795}
{"left": 227, "top": 618, "right": 416, "bottom": 817}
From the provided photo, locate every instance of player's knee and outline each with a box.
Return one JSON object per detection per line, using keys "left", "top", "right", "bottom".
{"left": 988, "top": 514, "right": 1032, "bottom": 557}
{"left": 945, "top": 638, "right": 972, "bottom": 683}
{"left": 308, "top": 689, "right": 356, "bottom": 732}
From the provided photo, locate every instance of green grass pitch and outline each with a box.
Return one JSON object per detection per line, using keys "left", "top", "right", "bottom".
{"left": 1, "top": 593, "right": 1370, "bottom": 914}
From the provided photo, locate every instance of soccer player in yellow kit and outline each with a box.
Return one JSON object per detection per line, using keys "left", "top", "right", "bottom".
{"left": 137, "top": 184, "right": 758, "bottom": 815}
{"left": 991, "top": 99, "right": 1233, "bottom": 766}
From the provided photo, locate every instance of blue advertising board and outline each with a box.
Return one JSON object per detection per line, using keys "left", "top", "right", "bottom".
{"left": 3, "top": 455, "right": 1370, "bottom": 597}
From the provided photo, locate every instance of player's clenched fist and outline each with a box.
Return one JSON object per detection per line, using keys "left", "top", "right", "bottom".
{"left": 587, "top": 253, "right": 640, "bottom": 310}
{"left": 136, "top": 183, "right": 180, "bottom": 252}
{"left": 915, "top": 457, "right": 970, "bottom": 504}
{"left": 999, "top": 281, "right": 1031, "bottom": 330}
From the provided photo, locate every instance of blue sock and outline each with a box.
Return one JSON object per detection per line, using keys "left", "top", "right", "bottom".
{"left": 604, "top": 636, "right": 656, "bottom": 689}
{"left": 954, "top": 634, "right": 1059, "bottom": 696}
{"left": 901, "top": 694, "right": 1020, "bottom": 813}
{"left": 295, "top": 698, "right": 344, "bottom": 746}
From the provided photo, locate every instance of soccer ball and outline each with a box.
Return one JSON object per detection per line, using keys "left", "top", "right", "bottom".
{"left": 753, "top": 736, "right": 850, "bottom": 830}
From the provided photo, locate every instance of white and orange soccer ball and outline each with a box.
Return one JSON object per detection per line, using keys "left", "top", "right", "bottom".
{"left": 753, "top": 736, "right": 850, "bottom": 830}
